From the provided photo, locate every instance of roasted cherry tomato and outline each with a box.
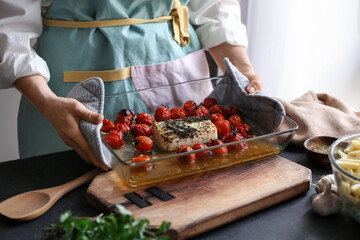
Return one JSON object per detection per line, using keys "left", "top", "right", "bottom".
{"left": 214, "top": 119, "right": 231, "bottom": 137}
{"left": 170, "top": 107, "right": 188, "bottom": 119}
{"left": 183, "top": 100, "right": 197, "bottom": 114}
{"left": 118, "top": 109, "right": 136, "bottom": 119}
{"left": 208, "top": 139, "right": 228, "bottom": 156}
{"left": 193, "top": 143, "right": 212, "bottom": 159}
{"left": 115, "top": 115, "right": 132, "bottom": 126}
{"left": 177, "top": 146, "right": 195, "bottom": 164}
{"left": 209, "top": 104, "right": 226, "bottom": 116}
{"left": 189, "top": 105, "right": 210, "bottom": 117}
{"left": 225, "top": 106, "right": 241, "bottom": 118}
{"left": 135, "top": 112, "right": 154, "bottom": 126}
{"left": 131, "top": 154, "right": 152, "bottom": 171}
{"left": 236, "top": 123, "right": 250, "bottom": 139}
{"left": 104, "top": 130, "right": 124, "bottom": 149}
{"left": 210, "top": 113, "right": 225, "bottom": 123}
{"left": 100, "top": 119, "right": 116, "bottom": 133}
{"left": 222, "top": 131, "right": 248, "bottom": 152}
{"left": 115, "top": 109, "right": 135, "bottom": 125}
{"left": 131, "top": 123, "right": 152, "bottom": 137}
{"left": 203, "top": 97, "right": 218, "bottom": 109}
{"left": 228, "top": 115, "right": 243, "bottom": 127}
{"left": 108, "top": 129, "right": 123, "bottom": 140}
{"left": 240, "top": 122, "right": 250, "bottom": 131}
{"left": 116, "top": 123, "right": 131, "bottom": 134}
{"left": 154, "top": 106, "right": 171, "bottom": 122}
{"left": 135, "top": 136, "right": 153, "bottom": 152}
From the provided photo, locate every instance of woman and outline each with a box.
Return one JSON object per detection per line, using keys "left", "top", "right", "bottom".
{"left": 0, "top": 0, "right": 262, "bottom": 170}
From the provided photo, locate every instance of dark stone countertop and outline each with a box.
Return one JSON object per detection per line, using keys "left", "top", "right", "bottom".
{"left": 0, "top": 147, "right": 359, "bottom": 240}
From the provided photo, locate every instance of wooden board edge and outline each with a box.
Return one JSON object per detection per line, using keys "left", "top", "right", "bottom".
{"left": 177, "top": 169, "right": 312, "bottom": 239}
{"left": 86, "top": 189, "right": 114, "bottom": 215}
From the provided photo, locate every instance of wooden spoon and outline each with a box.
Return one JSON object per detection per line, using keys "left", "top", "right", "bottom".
{"left": 0, "top": 168, "right": 103, "bottom": 221}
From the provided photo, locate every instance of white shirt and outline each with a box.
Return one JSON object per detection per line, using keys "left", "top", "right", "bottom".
{"left": 0, "top": 0, "right": 248, "bottom": 89}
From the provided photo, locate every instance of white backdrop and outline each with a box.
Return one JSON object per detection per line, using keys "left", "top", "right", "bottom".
{"left": 0, "top": 0, "right": 359, "bottom": 162}
{"left": 0, "top": 88, "right": 20, "bottom": 162}
{"left": 240, "top": 0, "right": 360, "bottom": 107}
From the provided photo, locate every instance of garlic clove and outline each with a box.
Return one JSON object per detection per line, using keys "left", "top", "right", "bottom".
{"left": 315, "top": 174, "right": 338, "bottom": 194}
{"left": 312, "top": 183, "right": 342, "bottom": 217}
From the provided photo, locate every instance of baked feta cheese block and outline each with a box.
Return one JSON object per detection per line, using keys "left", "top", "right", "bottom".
{"left": 152, "top": 116, "right": 217, "bottom": 151}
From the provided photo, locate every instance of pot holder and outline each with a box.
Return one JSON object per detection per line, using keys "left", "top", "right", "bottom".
{"left": 66, "top": 77, "right": 116, "bottom": 168}
{"left": 210, "top": 58, "right": 285, "bottom": 133}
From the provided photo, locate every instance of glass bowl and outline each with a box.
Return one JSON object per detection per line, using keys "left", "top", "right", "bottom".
{"left": 329, "top": 132, "right": 360, "bottom": 223}
{"left": 103, "top": 75, "right": 298, "bottom": 187}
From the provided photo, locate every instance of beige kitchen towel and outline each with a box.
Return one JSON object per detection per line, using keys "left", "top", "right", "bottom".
{"left": 277, "top": 91, "right": 360, "bottom": 146}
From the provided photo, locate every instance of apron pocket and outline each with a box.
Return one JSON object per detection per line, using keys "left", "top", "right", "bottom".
{"left": 131, "top": 49, "right": 213, "bottom": 111}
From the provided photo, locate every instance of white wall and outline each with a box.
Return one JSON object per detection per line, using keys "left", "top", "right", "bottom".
{"left": 1, "top": 0, "right": 359, "bottom": 162}
{"left": 241, "top": 0, "right": 360, "bottom": 109}
{"left": 0, "top": 88, "right": 20, "bottom": 161}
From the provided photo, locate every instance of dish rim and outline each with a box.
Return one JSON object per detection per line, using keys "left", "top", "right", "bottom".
{"left": 328, "top": 132, "right": 360, "bottom": 181}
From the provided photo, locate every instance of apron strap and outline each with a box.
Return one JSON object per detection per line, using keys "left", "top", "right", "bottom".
{"left": 171, "top": 0, "right": 190, "bottom": 47}
{"left": 42, "top": 16, "right": 172, "bottom": 28}
{"left": 63, "top": 67, "right": 131, "bottom": 83}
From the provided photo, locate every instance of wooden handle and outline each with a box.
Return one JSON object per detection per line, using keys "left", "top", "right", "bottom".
{"left": 50, "top": 168, "right": 104, "bottom": 198}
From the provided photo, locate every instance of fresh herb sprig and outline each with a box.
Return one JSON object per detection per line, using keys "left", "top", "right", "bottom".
{"left": 43, "top": 204, "right": 171, "bottom": 240}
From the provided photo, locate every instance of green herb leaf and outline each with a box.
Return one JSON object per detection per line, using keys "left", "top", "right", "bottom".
{"left": 43, "top": 204, "right": 171, "bottom": 240}
{"left": 158, "top": 222, "right": 171, "bottom": 234}
{"left": 59, "top": 211, "right": 71, "bottom": 223}
{"left": 114, "top": 204, "right": 132, "bottom": 216}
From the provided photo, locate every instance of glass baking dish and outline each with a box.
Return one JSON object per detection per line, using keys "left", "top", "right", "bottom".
{"left": 102, "top": 76, "right": 298, "bottom": 187}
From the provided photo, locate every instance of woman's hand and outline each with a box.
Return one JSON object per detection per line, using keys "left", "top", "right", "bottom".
{"left": 208, "top": 42, "right": 263, "bottom": 94}
{"left": 244, "top": 73, "right": 263, "bottom": 94}
{"left": 44, "top": 96, "right": 107, "bottom": 170}
{"left": 14, "top": 74, "right": 108, "bottom": 171}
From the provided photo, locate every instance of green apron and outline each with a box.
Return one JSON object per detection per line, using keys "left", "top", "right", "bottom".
{"left": 18, "top": 0, "right": 208, "bottom": 158}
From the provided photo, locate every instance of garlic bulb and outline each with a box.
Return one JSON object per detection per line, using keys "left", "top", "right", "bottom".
{"left": 312, "top": 183, "right": 342, "bottom": 216}
{"left": 315, "top": 174, "right": 338, "bottom": 194}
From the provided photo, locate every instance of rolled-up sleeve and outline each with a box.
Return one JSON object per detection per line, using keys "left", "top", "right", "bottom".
{"left": 188, "top": 0, "right": 248, "bottom": 49}
{"left": 0, "top": 0, "right": 50, "bottom": 89}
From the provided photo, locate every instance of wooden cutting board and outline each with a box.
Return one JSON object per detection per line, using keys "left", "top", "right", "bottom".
{"left": 86, "top": 155, "right": 311, "bottom": 239}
